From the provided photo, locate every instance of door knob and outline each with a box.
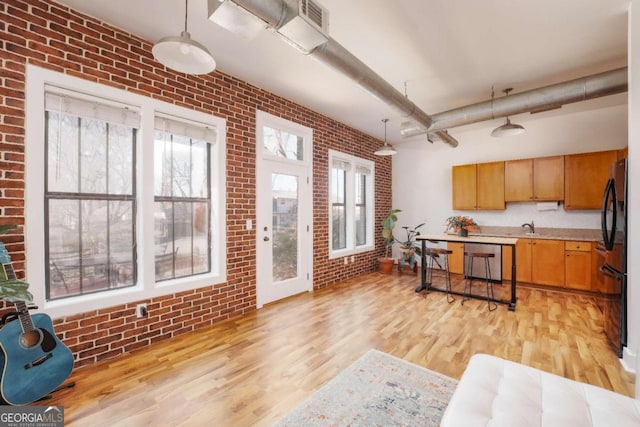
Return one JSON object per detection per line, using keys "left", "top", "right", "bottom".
{"left": 263, "top": 236, "right": 270, "bottom": 241}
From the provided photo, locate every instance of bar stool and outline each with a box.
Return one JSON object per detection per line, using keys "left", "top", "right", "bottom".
{"left": 462, "top": 252, "right": 497, "bottom": 311}
{"left": 427, "top": 248, "right": 455, "bottom": 303}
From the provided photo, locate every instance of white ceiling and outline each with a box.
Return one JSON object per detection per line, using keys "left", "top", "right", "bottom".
{"left": 55, "top": 0, "right": 630, "bottom": 144}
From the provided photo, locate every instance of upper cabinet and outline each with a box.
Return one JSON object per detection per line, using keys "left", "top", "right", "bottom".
{"left": 505, "top": 156, "right": 564, "bottom": 202}
{"left": 452, "top": 164, "right": 477, "bottom": 210}
{"left": 564, "top": 150, "right": 618, "bottom": 210}
{"left": 452, "top": 161, "right": 505, "bottom": 210}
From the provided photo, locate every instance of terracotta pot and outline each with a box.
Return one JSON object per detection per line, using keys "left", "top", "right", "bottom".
{"left": 378, "top": 257, "right": 395, "bottom": 274}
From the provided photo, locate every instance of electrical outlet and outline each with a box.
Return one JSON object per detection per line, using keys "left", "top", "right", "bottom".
{"left": 136, "top": 303, "right": 147, "bottom": 318}
{"left": 344, "top": 257, "right": 348, "bottom": 265}
{"left": 351, "top": 255, "right": 355, "bottom": 263}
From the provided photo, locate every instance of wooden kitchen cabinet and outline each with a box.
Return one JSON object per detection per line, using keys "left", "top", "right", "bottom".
{"left": 452, "top": 161, "right": 505, "bottom": 210}
{"left": 452, "top": 164, "right": 477, "bottom": 210}
{"left": 502, "top": 239, "right": 533, "bottom": 283}
{"left": 564, "top": 150, "right": 617, "bottom": 209}
{"left": 447, "top": 242, "right": 465, "bottom": 275}
{"left": 504, "top": 156, "right": 564, "bottom": 202}
{"left": 531, "top": 239, "right": 565, "bottom": 287}
{"left": 565, "top": 241, "right": 592, "bottom": 290}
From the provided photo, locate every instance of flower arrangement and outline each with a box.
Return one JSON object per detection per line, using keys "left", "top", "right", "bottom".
{"left": 445, "top": 215, "right": 478, "bottom": 233}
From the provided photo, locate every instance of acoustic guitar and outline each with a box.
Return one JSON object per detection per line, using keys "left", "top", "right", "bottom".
{"left": 0, "top": 243, "right": 74, "bottom": 405}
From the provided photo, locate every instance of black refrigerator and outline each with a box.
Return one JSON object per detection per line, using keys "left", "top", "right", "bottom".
{"left": 600, "top": 158, "right": 627, "bottom": 357}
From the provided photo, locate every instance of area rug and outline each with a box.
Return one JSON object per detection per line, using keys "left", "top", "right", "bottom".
{"left": 273, "top": 349, "right": 458, "bottom": 426}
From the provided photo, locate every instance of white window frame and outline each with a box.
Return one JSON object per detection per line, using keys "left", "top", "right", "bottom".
{"left": 25, "top": 65, "right": 227, "bottom": 319}
{"left": 328, "top": 150, "right": 374, "bottom": 259}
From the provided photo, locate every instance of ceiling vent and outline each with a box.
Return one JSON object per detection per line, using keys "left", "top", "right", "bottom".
{"left": 277, "top": 0, "right": 329, "bottom": 52}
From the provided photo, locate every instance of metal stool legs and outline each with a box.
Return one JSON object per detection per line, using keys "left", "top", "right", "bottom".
{"left": 426, "top": 249, "right": 454, "bottom": 303}
{"left": 462, "top": 252, "right": 497, "bottom": 311}
{"left": 441, "top": 251, "right": 454, "bottom": 303}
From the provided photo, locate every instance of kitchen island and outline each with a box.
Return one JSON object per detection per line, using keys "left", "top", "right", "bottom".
{"left": 416, "top": 234, "right": 519, "bottom": 311}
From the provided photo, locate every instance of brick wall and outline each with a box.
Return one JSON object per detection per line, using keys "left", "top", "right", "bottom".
{"left": 0, "top": 0, "right": 392, "bottom": 367}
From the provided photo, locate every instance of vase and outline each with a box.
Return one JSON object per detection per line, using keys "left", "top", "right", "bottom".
{"left": 458, "top": 228, "right": 468, "bottom": 237}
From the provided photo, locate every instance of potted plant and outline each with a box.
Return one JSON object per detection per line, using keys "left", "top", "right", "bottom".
{"left": 0, "top": 225, "right": 33, "bottom": 302}
{"left": 397, "top": 223, "right": 424, "bottom": 272}
{"left": 379, "top": 208, "right": 401, "bottom": 273}
{"left": 445, "top": 215, "right": 478, "bottom": 237}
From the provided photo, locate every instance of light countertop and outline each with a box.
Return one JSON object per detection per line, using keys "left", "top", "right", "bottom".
{"left": 462, "top": 226, "right": 602, "bottom": 242}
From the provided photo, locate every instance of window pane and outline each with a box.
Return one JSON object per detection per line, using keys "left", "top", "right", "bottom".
{"left": 332, "top": 205, "right": 346, "bottom": 250}
{"left": 331, "top": 167, "right": 345, "bottom": 204}
{"left": 272, "top": 173, "right": 298, "bottom": 281}
{"left": 172, "top": 135, "right": 192, "bottom": 197}
{"left": 47, "top": 112, "right": 79, "bottom": 193}
{"left": 154, "top": 130, "right": 211, "bottom": 282}
{"left": 191, "top": 141, "right": 208, "bottom": 198}
{"left": 263, "top": 126, "right": 304, "bottom": 160}
{"left": 47, "top": 198, "right": 135, "bottom": 300}
{"left": 80, "top": 118, "right": 108, "bottom": 194}
{"left": 154, "top": 130, "right": 172, "bottom": 197}
{"left": 355, "top": 173, "right": 366, "bottom": 246}
{"left": 192, "top": 202, "right": 209, "bottom": 275}
{"left": 108, "top": 124, "right": 134, "bottom": 195}
{"left": 154, "top": 201, "right": 209, "bottom": 280}
{"left": 155, "top": 201, "right": 175, "bottom": 281}
{"left": 331, "top": 166, "right": 346, "bottom": 250}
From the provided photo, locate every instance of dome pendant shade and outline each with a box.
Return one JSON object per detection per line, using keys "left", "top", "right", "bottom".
{"left": 374, "top": 118, "right": 397, "bottom": 156}
{"left": 374, "top": 143, "right": 397, "bottom": 156}
{"left": 152, "top": 0, "right": 216, "bottom": 75}
{"left": 491, "top": 117, "right": 525, "bottom": 137}
{"left": 153, "top": 31, "right": 216, "bottom": 75}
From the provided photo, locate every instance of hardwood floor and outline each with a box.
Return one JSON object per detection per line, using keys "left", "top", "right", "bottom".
{"left": 47, "top": 271, "right": 635, "bottom": 426}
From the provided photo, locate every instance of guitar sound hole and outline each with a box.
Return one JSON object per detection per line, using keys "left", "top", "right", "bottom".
{"left": 21, "top": 330, "right": 42, "bottom": 348}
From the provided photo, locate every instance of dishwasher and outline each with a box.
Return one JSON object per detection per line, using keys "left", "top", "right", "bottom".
{"left": 463, "top": 243, "right": 502, "bottom": 282}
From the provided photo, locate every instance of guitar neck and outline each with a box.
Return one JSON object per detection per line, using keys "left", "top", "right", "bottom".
{"left": 2, "top": 262, "right": 36, "bottom": 334}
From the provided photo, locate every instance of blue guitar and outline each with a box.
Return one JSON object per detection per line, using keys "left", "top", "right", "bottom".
{"left": 0, "top": 243, "right": 74, "bottom": 405}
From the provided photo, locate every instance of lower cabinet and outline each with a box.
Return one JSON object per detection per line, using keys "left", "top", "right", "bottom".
{"left": 503, "top": 239, "right": 596, "bottom": 291}
{"left": 502, "top": 239, "right": 532, "bottom": 283}
{"left": 565, "top": 241, "right": 592, "bottom": 290}
{"left": 531, "top": 239, "right": 565, "bottom": 287}
{"left": 446, "top": 243, "right": 465, "bottom": 275}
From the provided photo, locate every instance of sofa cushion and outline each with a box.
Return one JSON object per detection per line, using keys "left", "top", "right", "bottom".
{"left": 441, "top": 353, "right": 640, "bottom": 426}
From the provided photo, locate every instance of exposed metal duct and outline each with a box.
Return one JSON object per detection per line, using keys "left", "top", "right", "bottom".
{"left": 208, "top": 0, "right": 458, "bottom": 147}
{"left": 401, "top": 67, "right": 628, "bottom": 137}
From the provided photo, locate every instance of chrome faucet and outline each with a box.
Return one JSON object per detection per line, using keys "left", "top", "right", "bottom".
{"left": 521, "top": 221, "right": 535, "bottom": 234}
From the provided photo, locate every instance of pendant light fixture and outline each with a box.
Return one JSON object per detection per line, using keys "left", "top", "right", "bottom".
{"left": 491, "top": 88, "right": 525, "bottom": 137}
{"left": 152, "top": 0, "right": 216, "bottom": 75}
{"left": 374, "top": 119, "right": 397, "bottom": 156}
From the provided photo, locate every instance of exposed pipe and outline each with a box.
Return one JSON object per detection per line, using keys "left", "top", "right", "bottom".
{"left": 401, "top": 67, "right": 628, "bottom": 137}
{"left": 209, "top": 0, "right": 458, "bottom": 147}
{"left": 211, "top": 1, "right": 625, "bottom": 148}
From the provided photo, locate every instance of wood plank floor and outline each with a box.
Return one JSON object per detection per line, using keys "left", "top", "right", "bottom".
{"left": 46, "top": 271, "right": 636, "bottom": 426}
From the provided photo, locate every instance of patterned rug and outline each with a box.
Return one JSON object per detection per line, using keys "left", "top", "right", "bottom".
{"left": 274, "top": 349, "right": 458, "bottom": 426}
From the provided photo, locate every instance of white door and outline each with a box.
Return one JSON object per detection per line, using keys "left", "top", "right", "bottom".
{"left": 256, "top": 111, "right": 313, "bottom": 308}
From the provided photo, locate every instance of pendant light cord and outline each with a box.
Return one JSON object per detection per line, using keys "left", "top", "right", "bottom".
{"left": 184, "top": 0, "right": 188, "bottom": 32}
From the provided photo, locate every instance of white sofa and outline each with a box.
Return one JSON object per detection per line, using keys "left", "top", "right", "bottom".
{"left": 441, "top": 353, "right": 640, "bottom": 426}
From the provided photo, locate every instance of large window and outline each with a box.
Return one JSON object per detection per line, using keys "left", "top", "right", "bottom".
{"left": 45, "top": 92, "right": 138, "bottom": 300}
{"left": 154, "top": 117, "right": 213, "bottom": 281}
{"left": 25, "top": 66, "right": 226, "bottom": 318}
{"left": 328, "top": 150, "right": 374, "bottom": 257}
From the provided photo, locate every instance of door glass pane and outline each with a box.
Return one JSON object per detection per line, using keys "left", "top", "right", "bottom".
{"left": 263, "top": 126, "right": 304, "bottom": 161}
{"left": 272, "top": 173, "right": 298, "bottom": 282}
